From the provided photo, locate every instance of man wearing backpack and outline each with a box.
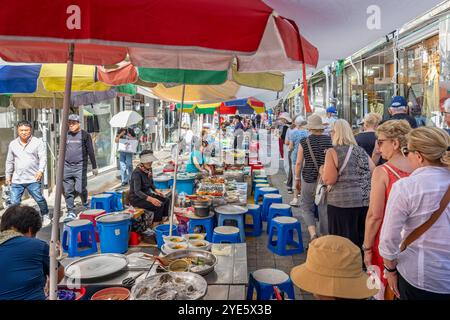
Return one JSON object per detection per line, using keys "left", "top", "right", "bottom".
{"left": 63, "top": 114, "right": 98, "bottom": 222}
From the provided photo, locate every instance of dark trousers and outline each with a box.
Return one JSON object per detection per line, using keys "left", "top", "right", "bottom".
{"left": 286, "top": 150, "right": 294, "bottom": 190}
{"left": 130, "top": 193, "right": 170, "bottom": 222}
{"left": 328, "top": 205, "right": 368, "bottom": 248}
{"left": 398, "top": 273, "right": 450, "bottom": 300}
{"left": 63, "top": 163, "right": 88, "bottom": 212}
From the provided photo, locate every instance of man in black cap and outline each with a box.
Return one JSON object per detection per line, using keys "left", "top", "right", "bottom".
{"left": 63, "top": 114, "right": 98, "bottom": 222}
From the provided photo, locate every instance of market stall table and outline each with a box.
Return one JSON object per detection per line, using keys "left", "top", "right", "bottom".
{"left": 59, "top": 243, "right": 248, "bottom": 300}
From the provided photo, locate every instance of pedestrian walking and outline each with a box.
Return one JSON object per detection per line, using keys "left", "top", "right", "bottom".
{"left": 5, "top": 120, "right": 50, "bottom": 225}
{"left": 63, "top": 114, "right": 98, "bottom": 222}
{"left": 115, "top": 127, "right": 137, "bottom": 187}
{"left": 324, "top": 106, "right": 338, "bottom": 136}
{"left": 355, "top": 112, "right": 382, "bottom": 157}
{"left": 382, "top": 96, "right": 418, "bottom": 129}
{"left": 293, "top": 114, "right": 332, "bottom": 242}
{"left": 287, "top": 116, "right": 308, "bottom": 195}
{"left": 379, "top": 127, "right": 450, "bottom": 300}
{"left": 362, "top": 120, "right": 412, "bottom": 300}
{"left": 284, "top": 122, "right": 296, "bottom": 192}
{"left": 322, "top": 119, "right": 375, "bottom": 248}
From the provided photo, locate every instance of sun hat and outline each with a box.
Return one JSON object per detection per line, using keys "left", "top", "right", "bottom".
{"left": 68, "top": 114, "right": 80, "bottom": 122}
{"left": 390, "top": 96, "right": 407, "bottom": 108}
{"left": 326, "top": 106, "right": 337, "bottom": 114}
{"left": 278, "top": 112, "right": 292, "bottom": 123}
{"left": 290, "top": 235, "right": 378, "bottom": 299}
{"left": 140, "top": 151, "right": 157, "bottom": 164}
{"left": 304, "top": 114, "right": 326, "bottom": 130}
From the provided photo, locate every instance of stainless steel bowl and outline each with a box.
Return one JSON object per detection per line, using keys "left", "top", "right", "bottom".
{"left": 162, "top": 250, "right": 218, "bottom": 276}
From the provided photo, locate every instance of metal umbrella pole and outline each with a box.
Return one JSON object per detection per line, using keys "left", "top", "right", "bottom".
{"left": 49, "top": 43, "right": 75, "bottom": 300}
{"left": 169, "top": 84, "right": 186, "bottom": 236}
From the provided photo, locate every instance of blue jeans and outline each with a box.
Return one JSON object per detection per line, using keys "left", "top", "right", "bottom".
{"left": 10, "top": 182, "right": 49, "bottom": 216}
{"left": 119, "top": 152, "right": 133, "bottom": 184}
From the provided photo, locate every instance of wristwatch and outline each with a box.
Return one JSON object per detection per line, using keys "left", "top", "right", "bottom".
{"left": 361, "top": 244, "right": 372, "bottom": 252}
{"left": 384, "top": 265, "right": 397, "bottom": 273}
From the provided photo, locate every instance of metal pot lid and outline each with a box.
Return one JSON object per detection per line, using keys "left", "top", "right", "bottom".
{"left": 154, "top": 175, "right": 172, "bottom": 182}
{"left": 64, "top": 254, "right": 129, "bottom": 280}
{"left": 96, "top": 212, "right": 131, "bottom": 223}
{"left": 214, "top": 205, "right": 248, "bottom": 215}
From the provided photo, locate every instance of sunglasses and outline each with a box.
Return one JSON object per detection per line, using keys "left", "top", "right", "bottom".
{"left": 376, "top": 139, "right": 390, "bottom": 146}
{"left": 401, "top": 146, "right": 416, "bottom": 157}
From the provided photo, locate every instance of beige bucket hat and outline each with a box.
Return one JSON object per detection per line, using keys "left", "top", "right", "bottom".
{"left": 304, "top": 114, "right": 326, "bottom": 130}
{"left": 290, "top": 235, "right": 378, "bottom": 299}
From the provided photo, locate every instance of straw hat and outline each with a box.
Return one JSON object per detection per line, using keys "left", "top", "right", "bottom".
{"left": 290, "top": 235, "right": 378, "bottom": 299}
{"left": 304, "top": 114, "right": 325, "bottom": 130}
{"left": 140, "top": 151, "right": 158, "bottom": 164}
{"left": 278, "top": 112, "right": 292, "bottom": 123}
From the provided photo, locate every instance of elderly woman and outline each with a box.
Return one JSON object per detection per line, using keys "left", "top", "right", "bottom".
{"left": 322, "top": 119, "right": 375, "bottom": 248}
{"left": 379, "top": 127, "right": 450, "bottom": 300}
{"left": 129, "top": 150, "right": 170, "bottom": 226}
{"left": 0, "top": 205, "right": 65, "bottom": 300}
{"left": 362, "top": 120, "right": 412, "bottom": 300}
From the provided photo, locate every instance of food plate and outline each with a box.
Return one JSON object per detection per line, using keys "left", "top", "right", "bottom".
{"left": 163, "top": 235, "right": 187, "bottom": 244}
{"left": 64, "top": 254, "right": 129, "bottom": 282}
{"left": 130, "top": 272, "right": 207, "bottom": 300}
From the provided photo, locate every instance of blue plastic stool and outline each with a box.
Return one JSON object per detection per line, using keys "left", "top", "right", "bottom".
{"left": 212, "top": 226, "right": 241, "bottom": 243}
{"left": 245, "top": 204, "right": 262, "bottom": 237}
{"left": 247, "top": 268, "right": 295, "bottom": 300}
{"left": 176, "top": 178, "right": 195, "bottom": 195}
{"left": 62, "top": 219, "right": 98, "bottom": 258}
{"left": 266, "top": 204, "right": 292, "bottom": 234}
{"left": 188, "top": 213, "right": 215, "bottom": 242}
{"left": 218, "top": 213, "right": 246, "bottom": 243}
{"left": 254, "top": 186, "right": 279, "bottom": 204}
{"left": 90, "top": 194, "right": 113, "bottom": 213}
{"left": 268, "top": 216, "right": 304, "bottom": 256}
{"left": 253, "top": 181, "right": 270, "bottom": 195}
{"left": 103, "top": 191, "right": 124, "bottom": 211}
{"left": 261, "top": 193, "right": 282, "bottom": 221}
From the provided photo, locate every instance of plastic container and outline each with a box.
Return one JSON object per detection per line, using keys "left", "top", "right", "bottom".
{"left": 96, "top": 213, "right": 131, "bottom": 254}
{"left": 154, "top": 224, "right": 178, "bottom": 249}
{"left": 57, "top": 287, "right": 86, "bottom": 300}
{"left": 91, "top": 287, "right": 130, "bottom": 300}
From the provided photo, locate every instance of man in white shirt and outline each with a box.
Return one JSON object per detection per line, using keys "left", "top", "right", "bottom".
{"left": 5, "top": 120, "right": 49, "bottom": 224}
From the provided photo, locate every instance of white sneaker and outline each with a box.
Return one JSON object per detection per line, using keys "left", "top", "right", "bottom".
{"left": 290, "top": 198, "right": 300, "bottom": 207}
{"left": 63, "top": 212, "right": 77, "bottom": 223}
{"left": 42, "top": 215, "right": 52, "bottom": 227}
{"left": 287, "top": 189, "right": 293, "bottom": 194}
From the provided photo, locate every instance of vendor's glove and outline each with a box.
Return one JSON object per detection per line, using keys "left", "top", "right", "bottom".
{"left": 92, "top": 169, "right": 99, "bottom": 176}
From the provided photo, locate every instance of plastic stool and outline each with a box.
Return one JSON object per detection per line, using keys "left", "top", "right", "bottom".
{"left": 252, "top": 179, "right": 268, "bottom": 194}
{"left": 188, "top": 214, "right": 215, "bottom": 242}
{"left": 79, "top": 209, "right": 106, "bottom": 242}
{"left": 254, "top": 186, "right": 278, "bottom": 204}
{"left": 90, "top": 194, "right": 113, "bottom": 213}
{"left": 247, "top": 268, "right": 295, "bottom": 300}
{"left": 261, "top": 193, "right": 282, "bottom": 221}
{"left": 245, "top": 204, "right": 262, "bottom": 237}
{"left": 253, "top": 183, "right": 270, "bottom": 198}
{"left": 62, "top": 219, "right": 98, "bottom": 258}
{"left": 266, "top": 204, "right": 292, "bottom": 234}
{"left": 103, "top": 192, "right": 124, "bottom": 211}
{"left": 268, "top": 216, "right": 304, "bottom": 256}
{"left": 217, "top": 214, "right": 246, "bottom": 243}
{"left": 212, "top": 226, "right": 241, "bottom": 243}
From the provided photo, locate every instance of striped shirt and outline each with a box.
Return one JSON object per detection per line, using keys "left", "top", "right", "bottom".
{"left": 300, "top": 135, "right": 332, "bottom": 183}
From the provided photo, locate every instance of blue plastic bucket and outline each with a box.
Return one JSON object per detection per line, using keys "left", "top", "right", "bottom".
{"left": 154, "top": 224, "right": 178, "bottom": 249}
{"left": 96, "top": 213, "right": 131, "bottom": 254}
{"left": 175, "top": 179, "right": 195, "bottom": 195}
{"left": 154, "top": 180, "right": 170, "bottom": 190}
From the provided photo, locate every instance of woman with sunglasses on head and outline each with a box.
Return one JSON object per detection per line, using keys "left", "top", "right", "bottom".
{"left": 362, "top": 120, "right": 412, "bottom": 299}
{"left": 379, "top": 127, "right": 450, "bottom": 300}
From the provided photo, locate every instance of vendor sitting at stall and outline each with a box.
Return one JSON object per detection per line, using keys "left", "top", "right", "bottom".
{"left": 129, "top": 150, "right": 170, "bottom": 227}
{"left": 186, "top": 141, "right": 212, "bottom": 175}
{"left": 0, "top": 205, "right": 65, "bottom": 300}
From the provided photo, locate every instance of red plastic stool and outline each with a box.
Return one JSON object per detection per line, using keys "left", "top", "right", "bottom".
{"left": 79, "top": 209, "right": 106, "bottom": 242}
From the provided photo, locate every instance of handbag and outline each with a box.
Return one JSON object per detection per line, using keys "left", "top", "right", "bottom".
{"left": 384, "top": 184, "right": 450, "bottom": 300}
{"left": 118, "top": 138, "right": 138, "bottom": 153}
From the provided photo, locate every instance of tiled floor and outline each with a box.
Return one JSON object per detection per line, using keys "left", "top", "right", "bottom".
{"left": 246, "top": 166, "right": 314, "bottom": 300}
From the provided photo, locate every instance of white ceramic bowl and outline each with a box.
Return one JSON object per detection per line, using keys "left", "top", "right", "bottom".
{"left": 163, "top": 235, "right": 187, "bottom": 244}
{"left": 188, "top": 240, "right": 211, "bottom": 251}
{"left": 182, "top": 233, "right": 206, "bottom": 241}
{"left": 164, "top": 242, "right": 189, "bottom": 254}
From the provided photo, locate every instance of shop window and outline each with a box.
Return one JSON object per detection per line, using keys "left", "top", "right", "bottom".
{"left": 344, "top": 63, "right": 363, "bottom": 127}
{"left": 399, "top": 35, "right": 441, "bottom": 125}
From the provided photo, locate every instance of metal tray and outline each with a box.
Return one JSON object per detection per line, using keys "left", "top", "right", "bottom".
{"left": 64, "top": 253, "right": 129, "bottom": 282}
{"left": 160, "top": 249, "right": 217, "bottom": 276}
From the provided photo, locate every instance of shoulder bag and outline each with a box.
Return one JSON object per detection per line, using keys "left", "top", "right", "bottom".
{"left": 384, "top": 185, "right": 450, "bottom": 300}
